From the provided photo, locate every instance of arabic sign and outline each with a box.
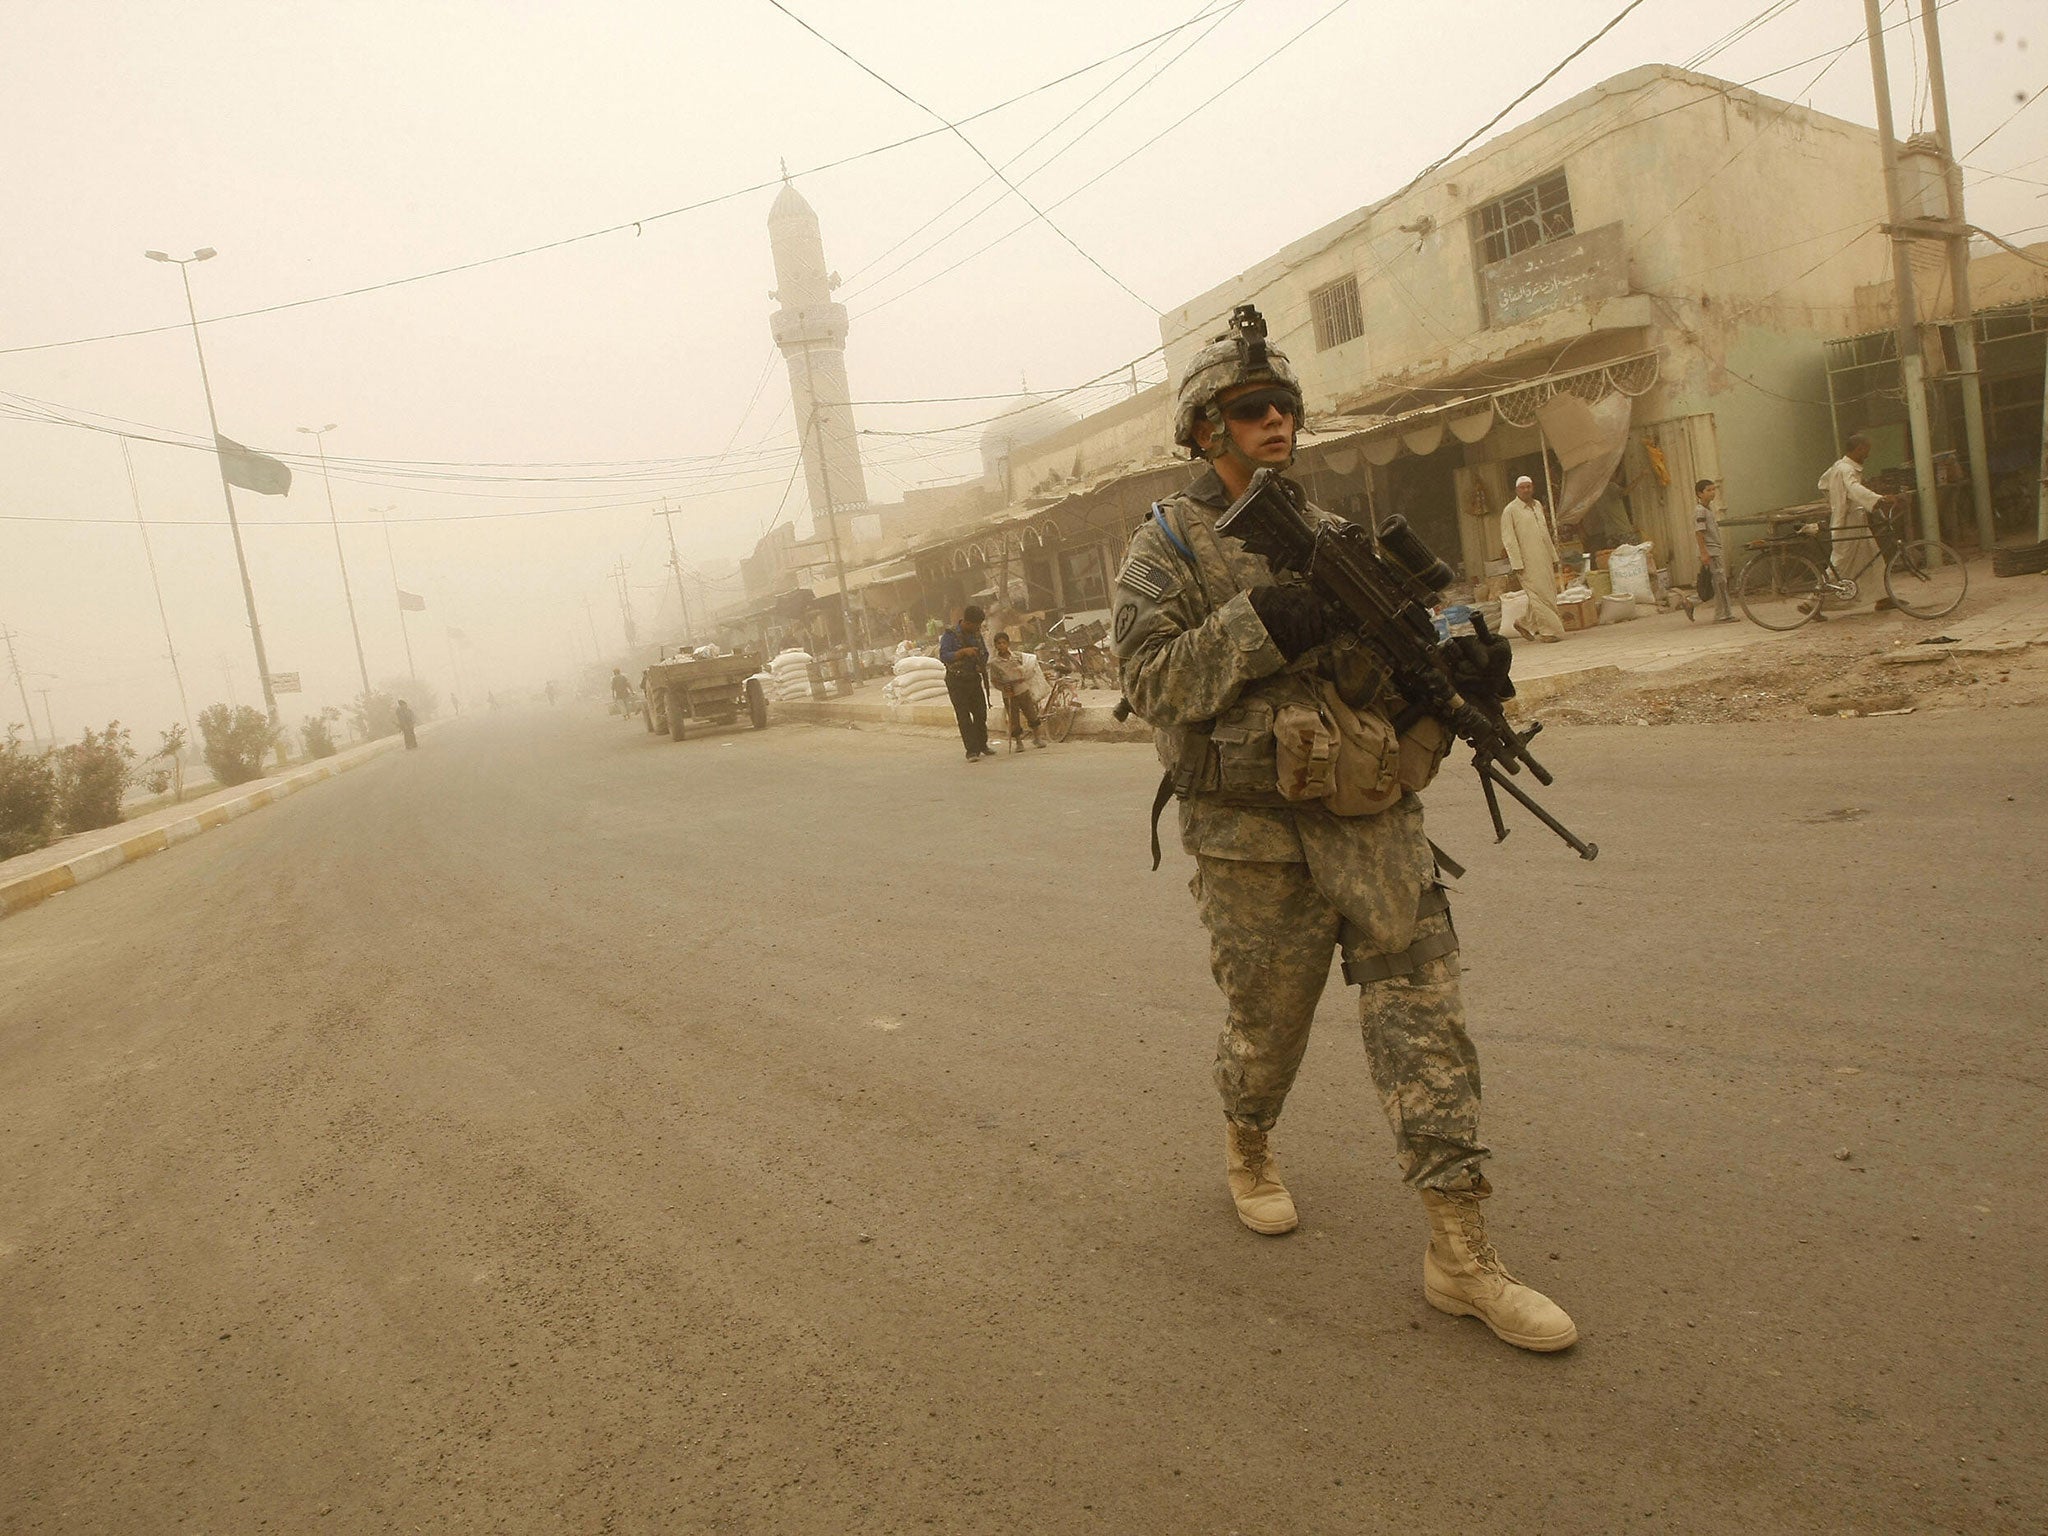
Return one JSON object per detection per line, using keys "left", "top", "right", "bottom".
{"left": 267, "top": 672, "right": 302, "bottom": 694}
{"left": 1482, "top": 221, "right": 1627, "bottom": 328}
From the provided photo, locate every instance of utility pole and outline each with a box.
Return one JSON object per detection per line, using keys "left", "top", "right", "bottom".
{"left": 298, "top": 424, "right": 376, "bottom": 709}
{"left": 582, "top": 596, "right": 603, "bottom": 660}
{"left": 2, "top": 626, "right": 36, "bottom": 746}
{"left": 654, "top": 502, "right": 695, "bottom": 644}
{"left": 118, "top": 437, "right": 194, "bottom": 751}
{"left": 34, "top": 686, "right": 55, "bottom": 744}
{"left": 612, "top": 557, "right": 638, "bottom": 645}
{"left": 1917, "top": 0, "right": 1997, "bottom": 553}
{"left": 1861, "top": 0, "right": 1942, "bottom": 543}
{"left": 143, "top": 248, "right": 283, "bottom": 731}
{"left": 374, "top": 507, "right": 419, "bottom": 685}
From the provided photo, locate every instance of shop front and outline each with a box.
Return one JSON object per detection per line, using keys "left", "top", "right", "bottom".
{"left": 1322, "top": 349, "right": 1719, "bottom": 587}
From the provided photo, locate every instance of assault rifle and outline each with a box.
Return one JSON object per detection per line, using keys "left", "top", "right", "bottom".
{"left": 1216, "top": 467, "right": 1597, "bottom": 861}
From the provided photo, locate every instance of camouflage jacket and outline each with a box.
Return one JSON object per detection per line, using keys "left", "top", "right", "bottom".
{"left": 1112, "top": 467, "right": 1412, "bottom": 869}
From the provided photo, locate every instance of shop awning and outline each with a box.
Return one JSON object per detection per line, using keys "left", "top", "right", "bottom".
{"left": 1322, "top": 348, "right": 1661, "bottom": 468}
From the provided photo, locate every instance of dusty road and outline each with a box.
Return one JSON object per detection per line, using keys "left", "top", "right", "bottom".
{"left": 2, "top": 706, "right": 2043, "bottom": 1534}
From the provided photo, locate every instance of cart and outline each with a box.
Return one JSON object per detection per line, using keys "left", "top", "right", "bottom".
{"left": 641, "top": 648, "right": 769, "bottom": 740}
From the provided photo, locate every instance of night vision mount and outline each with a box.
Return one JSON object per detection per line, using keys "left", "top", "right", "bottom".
{"left": 1227, "top": 303, "right": 1270, "bottom": 371}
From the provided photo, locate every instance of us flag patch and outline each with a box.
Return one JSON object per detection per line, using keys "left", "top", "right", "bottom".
{"left": 1117, "top": 555, "right": 1174, "bottom": 602}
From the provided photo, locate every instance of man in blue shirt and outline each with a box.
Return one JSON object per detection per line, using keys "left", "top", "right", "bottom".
{"left": 939, "top": 605, "right": 992, "bottom": 762}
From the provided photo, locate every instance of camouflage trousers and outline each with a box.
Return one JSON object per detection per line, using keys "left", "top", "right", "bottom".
{"left": 1192, "top": 855, "right": 1487, "bottom": 1190}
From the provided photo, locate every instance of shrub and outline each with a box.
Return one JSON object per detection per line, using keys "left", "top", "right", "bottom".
{"left": 197, "top": 703, "right": 277, "bottom": 787}
{"left": 351, "top": 690, "right": 396, "bottom": 741}
{"left": 0, "top": 728, "right": 56, "bottom": 859}
{"left": 300, "top": 708, "right": 341, "bottom": 759}
{"left": 53, "top": 721, "right": 135, "bottom": 834}
{"left": 139, "top": 724, "right": 188, "bottom": 801}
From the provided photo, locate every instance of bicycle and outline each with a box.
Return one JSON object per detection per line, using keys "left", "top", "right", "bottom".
{"left": 1734, "top": 500, "right": 1967, "bottom": 631}
{"left": 1032, "top": 664, "right": 1084, "bottom": 743}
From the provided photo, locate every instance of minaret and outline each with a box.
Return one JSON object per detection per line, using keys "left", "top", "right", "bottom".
{"left": 768, "top": 175, "right": 869, "bottom": 532}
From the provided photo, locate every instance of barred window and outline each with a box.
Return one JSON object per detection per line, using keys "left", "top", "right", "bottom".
{"left": 1309, "top": 276, "right": 1364, "bottom": 351}
{"left": 1472, "top": 171, "right": 1574, "bottom": 267}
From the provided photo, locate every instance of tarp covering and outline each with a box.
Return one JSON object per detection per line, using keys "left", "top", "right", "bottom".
{"left": 1536, "top": 391, "right": 1633, "bottom": 528}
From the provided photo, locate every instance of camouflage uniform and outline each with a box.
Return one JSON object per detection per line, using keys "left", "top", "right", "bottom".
{"left": 1115, "top": 466, "right": 1486, "bottom": 1190}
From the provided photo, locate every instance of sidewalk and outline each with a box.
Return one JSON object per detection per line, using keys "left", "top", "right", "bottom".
{"left": 1, "top": 727, "right": 429, "bottom": 921}
{"left": 1504, "top": 564, "right": 2048, "bottom": 706}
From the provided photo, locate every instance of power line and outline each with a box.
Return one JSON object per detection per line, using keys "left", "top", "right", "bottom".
{"left": 1382, "top": 0, "right": 1654, "bottom": 208}
{"left": 1963, "top": 82, "right": 2045, "bottom": 160}
{"left": 839, "top": 0, "right": 1240, "bottom": 306}
{"left": 853, "top": 0, "right": 1355, "bottom": 321}
{"left": 0, "top": 9, "right": 1235, "bottom": 358}
{"left": 764, "top": 0, "right": 1156, "bottom": 310}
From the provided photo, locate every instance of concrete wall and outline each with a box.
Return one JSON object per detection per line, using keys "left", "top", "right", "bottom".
{"left": 1143, "top": 64, "right": 1900, "bottom": 583}
{"left": 1160, "top": 65, "right": 1892, "bottom": 416}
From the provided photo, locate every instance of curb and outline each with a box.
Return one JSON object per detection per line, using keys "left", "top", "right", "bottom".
{"left": 1509, "top": 665, "right": 1626, "bottom": 709}
{"left": 1, "top": 730, "right": 420, "bottom": 922}
{"left": 772, "top": 694, "right": 1151, "bottom": 742}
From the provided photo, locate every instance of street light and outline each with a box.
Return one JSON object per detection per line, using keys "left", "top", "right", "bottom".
{"left": 297, "top": 423, "right": 375, "bottom": 718}
{"left": 143, "top": 245, "right": 281, "bottom": 749}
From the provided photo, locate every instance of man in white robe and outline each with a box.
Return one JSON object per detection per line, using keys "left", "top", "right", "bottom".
{"left": 1501, "top": 476, "right": 1564, "bottom": 642}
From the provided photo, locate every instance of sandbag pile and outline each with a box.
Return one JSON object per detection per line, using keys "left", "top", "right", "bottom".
{"left": 885, "top": 654, "right": 949, "bottom": 708}
{"left": 765, "top": 649, "right": 816, "bottom": 702}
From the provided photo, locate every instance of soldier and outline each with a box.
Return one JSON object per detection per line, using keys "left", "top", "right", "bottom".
{"left": 1112, "top": 309, "right": 1576, "bottom": 1352}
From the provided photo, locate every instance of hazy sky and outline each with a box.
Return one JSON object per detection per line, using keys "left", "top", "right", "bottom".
{"left": 3, "top": 0, "right": 2041, "bottom": 740}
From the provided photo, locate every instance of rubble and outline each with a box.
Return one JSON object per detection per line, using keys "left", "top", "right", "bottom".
{"left": 1530, "top": 622, "right": 2048, "bottom": 725}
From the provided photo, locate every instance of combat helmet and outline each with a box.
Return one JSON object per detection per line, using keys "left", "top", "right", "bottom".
{"left": 1173, "top": 303, "right": 1303, "bottom": 460}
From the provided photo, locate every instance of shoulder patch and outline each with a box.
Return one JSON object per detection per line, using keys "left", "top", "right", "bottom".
{"left": 1117, "top": 554, "right": 1175, "bottom": 602}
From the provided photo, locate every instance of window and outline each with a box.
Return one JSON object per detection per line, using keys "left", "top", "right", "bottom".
{"left": 1309, "top": 275, "right": 1364, "bottom": 351}
{"left": 1472, "top": 171, "right": 1574, "bottom": 267}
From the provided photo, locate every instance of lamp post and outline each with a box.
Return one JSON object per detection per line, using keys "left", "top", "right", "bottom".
{"left": 297, "top": 424, "right": 375, "bottom": 714}
{"left": 143, "top": 247, "right": 282, "bottom": 737}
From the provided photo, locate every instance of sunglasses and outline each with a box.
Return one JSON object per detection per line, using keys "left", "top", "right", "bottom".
{"left": 1222, "top": 387, "right": 1300, "bottom": 424}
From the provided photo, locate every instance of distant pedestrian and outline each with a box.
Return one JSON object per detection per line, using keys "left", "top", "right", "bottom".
{"left": 1501, "top": 476, "right": 1564, "bottom": 642}
{"left": 610, "top": 667, "right": 635, "bottom": 716}
{"left": 394, "top": 698, "right": 418, "bottom": 750}
{"left": 1689, "top": 478, "right": 1736, "bottom": 623}
{"left": 939, "top": 604, "right": 991, "bottom": 761}
{"left": 988, "top": 632, "right": 1047, "bottom": 752}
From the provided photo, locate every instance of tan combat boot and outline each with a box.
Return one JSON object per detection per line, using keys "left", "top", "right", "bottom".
{"left": 1225, "top": 1121, "right": 1299, "bottom": 1235}
{"left": 1419, "top": 1178, "right": 1577, "bottom": 1352}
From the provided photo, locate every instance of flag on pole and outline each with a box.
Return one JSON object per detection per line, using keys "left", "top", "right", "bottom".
{"left": 397, "top": 590, "right": 426, "bottom": 612}
{"left": 215, "top": 436, "right": 292, "bottom": 495}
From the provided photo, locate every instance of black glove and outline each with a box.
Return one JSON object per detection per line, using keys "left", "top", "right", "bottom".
{"left": 1444, "top": 630, "right": 1515, "bottom": 706}
{"left": 1247, "top": 584, "right": 1335, "bottom": 661}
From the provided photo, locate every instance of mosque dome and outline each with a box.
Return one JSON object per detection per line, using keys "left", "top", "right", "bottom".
{"left": 769, "top": 179, "right": 816, "bottom": 227}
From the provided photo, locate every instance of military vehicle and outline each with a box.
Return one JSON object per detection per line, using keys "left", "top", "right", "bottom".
{"left": 641, "top": 647, "right": 770, "bottom": 740}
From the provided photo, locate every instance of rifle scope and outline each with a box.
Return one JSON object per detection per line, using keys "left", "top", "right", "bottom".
{"left": 1374, "top": 516, "right": 1456, "bottom": 597}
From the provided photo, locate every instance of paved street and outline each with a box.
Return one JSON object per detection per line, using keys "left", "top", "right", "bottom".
{"left": 2, "top": 709, "right": 2043, "bottom": 1534}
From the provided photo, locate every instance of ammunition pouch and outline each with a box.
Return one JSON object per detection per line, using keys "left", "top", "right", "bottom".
{"left": 1396, "top": 716, "right": 1452, "bottom": 794}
